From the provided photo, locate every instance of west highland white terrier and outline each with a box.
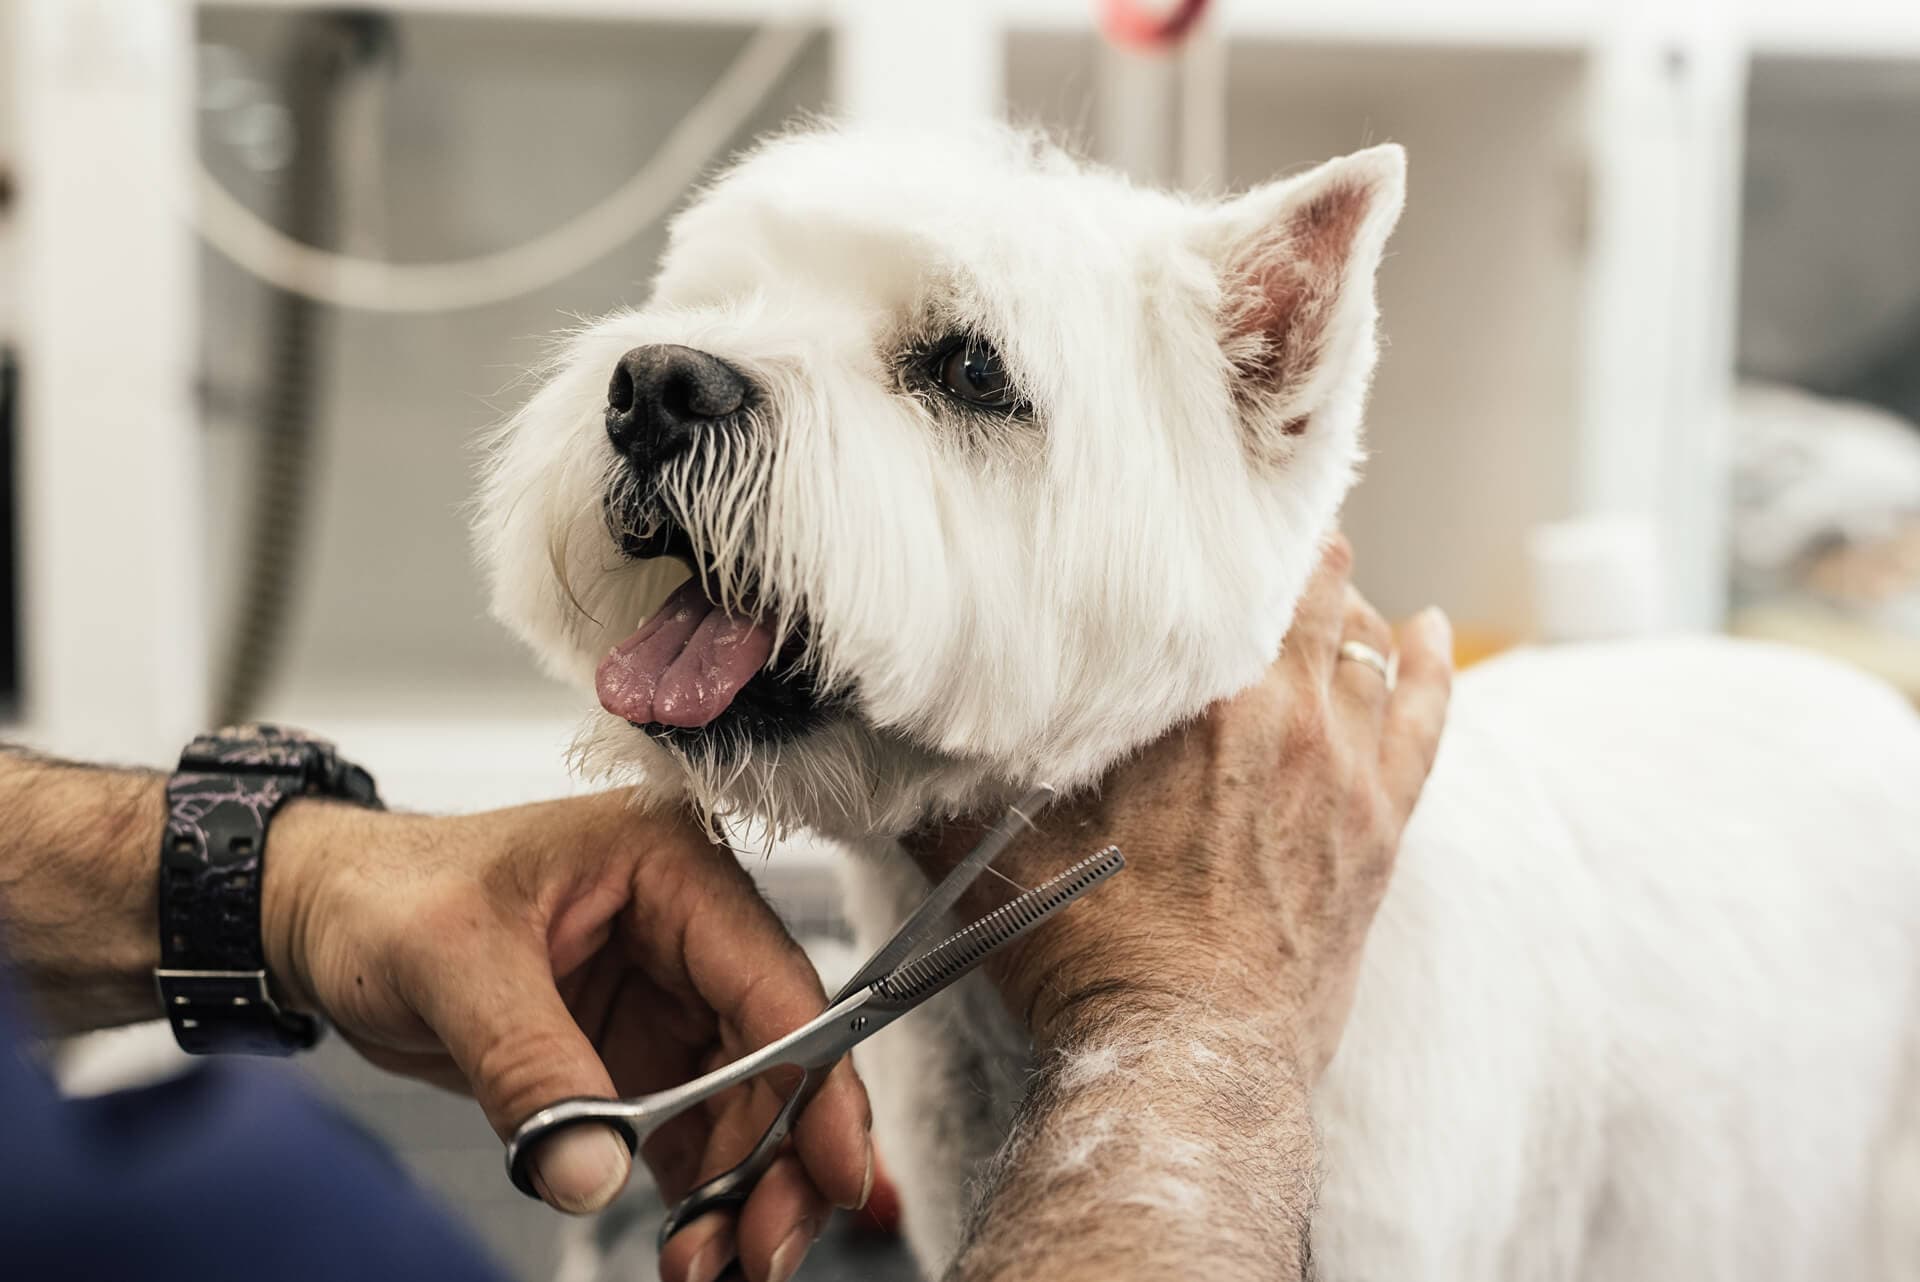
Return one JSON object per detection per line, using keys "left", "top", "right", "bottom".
{"left": 478, "top": 125, "right": 1920, "bottom": 1280}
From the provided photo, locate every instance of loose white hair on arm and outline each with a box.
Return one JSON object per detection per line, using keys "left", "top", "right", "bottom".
{"left": 947, "top": 1006, "right": 1318, "bottom": 1282}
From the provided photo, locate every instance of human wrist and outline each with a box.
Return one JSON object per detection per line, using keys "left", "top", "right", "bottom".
{"left": 260, "top": 797, "right": 376, "bottom": 1017}
{"left": 1004, "top": 920, "right": 1194, "bottom": 1047}
{"left": 0, "top": 750, "right": 166, "bottom": 1033}
{"left": 1025, "top": 976, "right": 1183, "bottom": 1049}
{"left": 1009, "top": 922, "right": 1308, "bottom": 1057}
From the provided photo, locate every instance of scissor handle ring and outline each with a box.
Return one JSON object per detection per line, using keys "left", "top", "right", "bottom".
{"left": 505, "top": 1097, "right": 642, "bottom": 1199}
{"left": 658, "top": 1179, "right": 753, "bottom": 1247}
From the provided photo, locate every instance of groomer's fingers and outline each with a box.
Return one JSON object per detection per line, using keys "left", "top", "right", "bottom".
{"left": 655, "top": 1151, "right": 832, "bottom": 1282}
{"left": 734, "top": 1153, "right": 833, "bottom": 1282}
{"left": 1282, "top": 534, "right": 1356, "bottom": 678}
{"left": 1380, "top": 607, "right": 1454, "bottom": 826}
{"left": 657, "top": 1210, "right": 734, "bottom": 1282}
{"left": 649, "top": 1071, "right": 810, "bottom": 1282}
{"left": 645, "top": 848, "right": 872, "bottom": 1212}
{"left": 403, "top": 931, "right": 631, "bottom": 1215}
{"left": 1331, "top": 585, "right": 1396, "bottom": 726}
{"left": 791, "top": 1058, "right": 874, "bottom": 1210}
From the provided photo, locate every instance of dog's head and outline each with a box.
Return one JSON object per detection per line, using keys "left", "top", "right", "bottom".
{"left": 477, "top": 125, "right": 1403, "bottom": 837}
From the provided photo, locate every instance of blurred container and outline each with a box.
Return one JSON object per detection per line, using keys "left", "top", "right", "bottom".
{"left": 1527, "top": 513, "right": 1663, "bottom": 642}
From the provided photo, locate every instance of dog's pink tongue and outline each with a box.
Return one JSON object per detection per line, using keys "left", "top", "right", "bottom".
{"left": 596, "top": 579, "right": 776, "bottom": 728}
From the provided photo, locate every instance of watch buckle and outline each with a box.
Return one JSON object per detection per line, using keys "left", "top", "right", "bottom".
{"left": 155, "top": 968, "right": 321, "bottom": 1047}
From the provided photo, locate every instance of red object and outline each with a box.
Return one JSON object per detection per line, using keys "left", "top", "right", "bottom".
{"left": 1099, "top": 0, "right": 1212, "bottom": 50}
{"left": 849, "top": 1149, "right": 905, "bottom": 1236}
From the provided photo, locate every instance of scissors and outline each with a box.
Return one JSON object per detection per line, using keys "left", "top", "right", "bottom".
{"left": 503, "top": 783, "right": 1124, "bottom": 1261}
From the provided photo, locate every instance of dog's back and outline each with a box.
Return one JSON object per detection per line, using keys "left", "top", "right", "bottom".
{"left": 1313, "top": 636, "right": 1920, "bottom": 1281}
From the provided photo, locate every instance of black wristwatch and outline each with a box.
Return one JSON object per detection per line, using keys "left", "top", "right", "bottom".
{"left": 155, "top": 724, "right": 383, "bottom": 1056}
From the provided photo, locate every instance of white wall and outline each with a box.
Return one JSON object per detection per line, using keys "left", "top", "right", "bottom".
{"left": 16, "top": 0, "right": 204, "bottom": 763}
{"left": 1009, "top": 36, "right": 1591, "bottom": 634}
{"left": 0, "top": 0, "right": 18, "bottom": 349}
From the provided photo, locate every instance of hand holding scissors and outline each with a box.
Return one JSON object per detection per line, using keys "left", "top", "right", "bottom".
{"left": 505, "top": 785, "right": 1123, "bottom": 1279}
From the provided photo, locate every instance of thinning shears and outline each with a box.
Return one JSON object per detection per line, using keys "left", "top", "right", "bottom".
{"left": 503, "top": 784, "right": 1123, "bottom": 1260}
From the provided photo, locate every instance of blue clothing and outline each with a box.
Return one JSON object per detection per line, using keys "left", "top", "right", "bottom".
{"left": 0, "top": 970, "right": 513, "bottom": 1282}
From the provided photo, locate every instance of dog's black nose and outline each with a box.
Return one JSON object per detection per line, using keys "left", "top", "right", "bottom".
{"left": 606, "top": 344, "right": 748, "bottom": 466}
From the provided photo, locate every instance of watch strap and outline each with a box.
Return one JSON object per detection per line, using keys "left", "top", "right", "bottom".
{"left": 156, "top": 725, "right": 380, "bottom": 1055}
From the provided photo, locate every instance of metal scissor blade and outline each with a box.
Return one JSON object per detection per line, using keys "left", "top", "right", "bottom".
{"left": 652, "top": 837, "right": 1124, "bottom": 1247}
{"left": 654, "top": 784, "right": 1056, "bottom": 1246}
{"left": 873, "top": 845, "right": 1125, "bottom": 1009}
{"left": 833, "top": 782, "right": 1055, "bottom": 999}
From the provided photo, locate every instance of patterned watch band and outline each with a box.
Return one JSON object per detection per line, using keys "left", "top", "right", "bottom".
{"left": 156, "top": 724, "right": 382, "bottom": 1055}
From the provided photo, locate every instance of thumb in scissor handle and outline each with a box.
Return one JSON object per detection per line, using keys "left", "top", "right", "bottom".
{"left": 505, "top": 1097, "right": 642, "bottom": 1200}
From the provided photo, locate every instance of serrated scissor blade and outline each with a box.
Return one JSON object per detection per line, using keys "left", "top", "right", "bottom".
{"left": 874, "top": 845, "right": 1125, "bottom": 1007}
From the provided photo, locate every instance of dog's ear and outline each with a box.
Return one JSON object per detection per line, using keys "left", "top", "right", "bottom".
{"left": 1197, "top": 144, "right": 1405, "bottom": 456}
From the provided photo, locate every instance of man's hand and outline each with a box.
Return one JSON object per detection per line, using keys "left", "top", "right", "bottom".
{"left": 0, "top": 744, "right": 863, "bottom": 1282}
{"left": 263, "top": 793, "right": 870, "bottom": 1282}
{"left": 917, "top": 536, "right": 1451, "bottom": 1077}
{"left": 915, "top": 540, "right": 1452, "bottom": 1281}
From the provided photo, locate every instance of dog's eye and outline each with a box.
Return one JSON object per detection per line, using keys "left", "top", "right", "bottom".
{"left": 934, "top": 339, "right": 1023, "bottom": 410}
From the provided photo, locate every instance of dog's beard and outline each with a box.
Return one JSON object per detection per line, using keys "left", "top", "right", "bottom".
{"left": 570, "top": 414, "right": 891, "bottom": 831}
{"left": 599, "top": 408, "right": 782, "bottom": 623}
{"left": 568, "top": 708, "right": 898, "bottom": 840}
{"left": 569, "top": 700, "right": 1018, "bottom": 845}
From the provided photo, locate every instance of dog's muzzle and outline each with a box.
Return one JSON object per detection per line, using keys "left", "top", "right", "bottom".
{"left": 605, "top": 343, "right": 752, "bottom": 476}
{"left": 592, "top": 346, "right": 834, "bottom": 754}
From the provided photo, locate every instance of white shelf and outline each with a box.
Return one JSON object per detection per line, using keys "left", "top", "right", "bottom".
{"left": 1744, "top": 0, "right": 1920, "bottom": 60}
{"left": 201, "top": 0, "right": 1604, "bottom": 47}
{"left": 278, "top": 712, "right": 586, "bottom": 813}
{"left": 199, "top": 0, "right": 830, "bottom": 23}
{"left": 291, "top": 712, "right": 849, "bottom": 880}
{"left": 1007, "top": 0, "right": 1604, "bottom": 47}
{"left": 182, "top": 0, "right": 1920, "bottom": 59}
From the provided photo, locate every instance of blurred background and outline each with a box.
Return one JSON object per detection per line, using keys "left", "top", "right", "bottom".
{"left": 5, "top": 0, "right": 1919, "bottom": 1278}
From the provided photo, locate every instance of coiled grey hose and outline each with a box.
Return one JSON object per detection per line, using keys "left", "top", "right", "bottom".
{"left": 215, "top": 13, "right": 391, "bottom": 727}
{"left": 209, "top": 20, "right": 810, "bottom": 724}
{"left": 193, "top": 24, "right": 814, "bottom": 314}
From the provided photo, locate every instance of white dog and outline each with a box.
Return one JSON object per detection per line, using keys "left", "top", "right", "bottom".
{"left": 477, "top": 124, "right": 1920, "bottom": 1281}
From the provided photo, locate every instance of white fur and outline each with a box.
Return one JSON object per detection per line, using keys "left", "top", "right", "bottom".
{"left": 478, "top": 123, "right": 1920, "bottom": 1280}
{"left": 477, "top": 125, "right": 1384, "bottom": 835}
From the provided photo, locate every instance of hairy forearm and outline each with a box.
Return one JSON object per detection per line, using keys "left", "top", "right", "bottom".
{"left": 0, "top": 749, "right": 166, "bottom": 1034}
{"left": 947, "top": 1000, "right": 1317, "bottom": 1282}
